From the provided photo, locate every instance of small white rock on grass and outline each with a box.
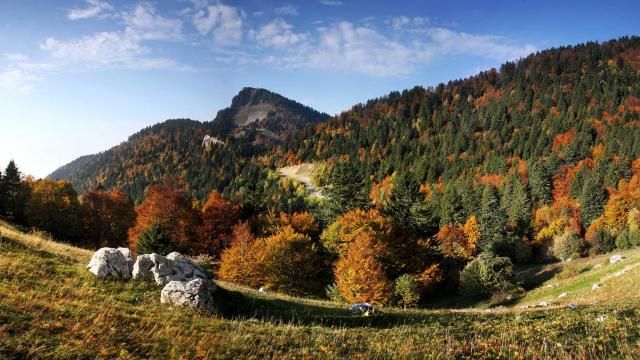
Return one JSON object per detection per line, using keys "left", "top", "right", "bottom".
{"left": 610, "top": 254, "right": 625, "bottom": 264}
{"left": 592, "top": 283, "right": 602, "bottom": 290}
{"left": 558, "top": 292, "right": 568, "bottom": 298}
{"left": 567, "top": 304, "right": 577, "bottom": 309}
{"left": 596, "top": 315, "right": 607, "bottom": 322}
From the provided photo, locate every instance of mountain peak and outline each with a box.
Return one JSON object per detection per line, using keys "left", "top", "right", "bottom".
{"left": 211, "top": 87, "right": 330, "bottom": 139}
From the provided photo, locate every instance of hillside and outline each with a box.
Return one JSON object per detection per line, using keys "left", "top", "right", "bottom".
{"left": 49, "top": 88, "right": 329, "bottom": 202}
{"left": 2, "top": 221, "right": 640, "bottom": 359}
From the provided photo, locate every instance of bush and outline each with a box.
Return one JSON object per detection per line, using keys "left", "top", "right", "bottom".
{"left": 325, "top": 283, "right": 345, "bottom": 303}
{"left": 616, "top": 228, "right": 632, "bottom": 250}
{"left": 552, "top": 232, "right": 583, "bottom": 261}
{"left": 587, "top": 229, "right": 616, "bottom": 255}
{"left": 135, "top": 221, "right": 173, "bottom": 256}
{"left": 261, "top": 226, "right": 329, "bottom": 297}
{"left": 630, "top": 230, "right": 640, "bottom": 247}
{"left": 492, "top": 235, "right": 532, "bottom": 264}
{"left": 394, "top": 274, "right": 421, "bottom": 309}
{"left": 459, "top": 252, "right": 515, "bottom": 297}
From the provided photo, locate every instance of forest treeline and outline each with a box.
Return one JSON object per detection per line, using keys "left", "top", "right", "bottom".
{"left": 11, "top": 36, "right": 640, "bottom": 306}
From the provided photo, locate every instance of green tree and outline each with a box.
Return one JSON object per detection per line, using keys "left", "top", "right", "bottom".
{"left": 507, "top": 176, "right": 532, "bottom": 231}
{"left": 25, "top": 179, "right": 82, "bottom": 243}
{"left": 528, "top": 161, "right": 552, "bottom": 207}
{"left": 2, "top": 160, "right": 29, "bottom": 223}
{"left": 459, "top": 252, "right": 515, "bottom": 297}
{"left": 385, "top": 173, "right": 419, "bottom": 231}
{"left": 479, "top": 185, "right": 506, "bottom": 251}
{"left": 394, "top": 274, "right": 421, "bottom": 309}
{"left": 136, "top": 221, "right": 174, "bottom": 255}
{"left": 579, "top": 177, "right": 606, "bottom": 228}
{"left": 324, "top": 161, "right": 369, "bottom": 220}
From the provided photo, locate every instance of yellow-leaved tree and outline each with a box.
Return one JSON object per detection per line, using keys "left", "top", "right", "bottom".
{"left": 334, "top": 233, "right": 393, "bottom": 305}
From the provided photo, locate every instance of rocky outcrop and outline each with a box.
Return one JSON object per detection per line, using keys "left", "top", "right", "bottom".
{"left": 87, "top": 247, "right": 135, "bottom": 280}
{"left": 132, "top": 252, "right": 208, "bottom": 286}
{"left": 161, "top": 278, "right": 216, "bottom": 313}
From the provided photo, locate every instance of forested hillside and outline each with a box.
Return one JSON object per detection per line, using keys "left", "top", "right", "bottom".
{"left": 277, "top": 36, "right": 640, "bottom": 259}
{"left": 32, "top": 36, "right": 640, "bottom": 305}
{"left": 49, "top": 88, "right": 329, "bottom": 202}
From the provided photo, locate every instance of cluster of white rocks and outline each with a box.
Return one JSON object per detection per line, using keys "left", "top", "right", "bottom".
{"left": 87, "top": 248, "right": 215, "bottom": 313}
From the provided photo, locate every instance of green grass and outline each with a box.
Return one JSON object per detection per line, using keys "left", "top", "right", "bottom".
{"left": 2, "top": 222, "right": 640, "bottom": 359}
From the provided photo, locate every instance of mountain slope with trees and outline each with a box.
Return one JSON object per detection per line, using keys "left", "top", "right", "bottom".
{"left": 49, "top": 88, "right": 329, "bottom": 202}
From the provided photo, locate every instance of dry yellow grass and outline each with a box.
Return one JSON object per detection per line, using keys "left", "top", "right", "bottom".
{"left": 2, "top": 221, "right": 640, "bottom": 359}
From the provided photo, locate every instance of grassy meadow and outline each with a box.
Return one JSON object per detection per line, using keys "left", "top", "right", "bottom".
{"left": 1, "top": 221, "right": 640, "bottom": 359}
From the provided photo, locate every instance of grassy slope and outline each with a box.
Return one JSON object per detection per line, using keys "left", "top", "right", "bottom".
{"left": 1, "top": 222, "right": 640, "bottom": 359}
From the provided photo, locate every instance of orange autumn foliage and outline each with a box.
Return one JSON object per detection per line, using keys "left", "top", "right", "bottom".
{"left": 334, "top": 233, "right": 393, "bottom": 305}
{"left": 128, "top": 184, "right": 201, "bottom": 254}
{"left": 320, "top": 208, "right": 392, "bottom": 256}
{"left": 437, "top": 214, "right": 479, "bottom": 259}
{"left": 278, "top": 211, "right": 319, "bottom": 236}
{"left": 217, "top": 222, "right": 264, "bottom": 288}
{"left": 81, "top": 188, "right": 136, "bottom": 248}
{"left": 552, "top": 128, "right": 577, "bottom": 152}
{"left": 552, "top": 159, "right": 594, "bottom": 200}
{"left": 370, "top": 174, "right": 395, "bottom": 208}
{"left": 199, "top": 191, "right": 240, "bottom": 257}
{"left": 587, "top": 174, "right": 640, "bottom": 237}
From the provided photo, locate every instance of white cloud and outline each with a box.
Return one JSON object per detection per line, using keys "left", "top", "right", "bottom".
{"left": 388, "top": 16, "right": 429, "bottom": 30}
{"left": 270, "top": 22, "right": 414, "bottom": 77}
{"left": 192, "top": 3, "right": 244, "bottom": 46}
{"left": 68, "top": 0, "right": 113, "bottom": 20}
{"left": 0, "top": 68, "right": 39, "bottom": 93}
{"left": 423, "top": 27, "right": 536, "bottom": 61}
{"left": 251, "top": 19, "right": 307, "bottom": 48}
{"left": 274, "top": 5, "right": 298, "bottom": 16}
{"left": 40, "top": 32, "right": 181, "bottom": 70}
{"left": 318, "top": 0, "right": 342, "bottom": 5}
{"left": 4, "top": 53, "right": 29, "bottom": 62}
{"left": 254, "top": 19, "right": 536, "bottom": 78}
{"left": 123, "top": 3, "right": 183, "bottom": 41}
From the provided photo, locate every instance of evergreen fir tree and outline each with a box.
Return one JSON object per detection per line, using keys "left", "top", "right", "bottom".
{"left": 579, "top": 177, "right": 606, "bottom": 228}
{"left": 324, "top": 161, "right": 369, "bottom": 220}
{"left": 528, "top": 161, "right": 552, "bottom": 207}
{"left": 2, "top": 160, "right": 28, "bottom": 223}
{"left": 385, "top": 173, "right": 419, "bottom": 231}
{"left": 136, "top": 221, "right": 174, "bottom": 256}
{"left": 479, "top": 185, "right": 507, "bottom": 251}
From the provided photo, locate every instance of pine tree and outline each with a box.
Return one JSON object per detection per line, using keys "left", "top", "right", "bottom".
{"left": 135, "top": 221, "right": 174, "bottom": 256}
{"left": 507, "top": 177, "right": 532, "bottom": 231}
{"left": 479, "top": 185, "right": 506, "bottom": 251}
{"left": 3, "top": 160, "right": 28, "bottom": 223}
{"left": 579, "top": 177, "right": 606, "bottom": 228}
{"left": 325, "top": 161, "right": 369, "bottom": 220}
{"left": 385, "top": 173, "right": 419, "bottom": 231}
{"left": 528, "top": 160, "right": 551, "bottom": 207}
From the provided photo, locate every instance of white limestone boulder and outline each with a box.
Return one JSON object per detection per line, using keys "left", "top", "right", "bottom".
{"left": 610, "top": 254, "right": 625, "bottom": 264}
{"left": 132, "top": 252, "right": 208, "bottom": 286}
{"left": 87, "top": 247, "right": 135, "bottom": 280}
{"left": 160, "top": 278, "right": 215, "bottom": 313}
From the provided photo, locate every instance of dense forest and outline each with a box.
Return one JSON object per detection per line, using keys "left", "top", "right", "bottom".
{"left": 26, "top": 36, "right": 640, "bottom": 306}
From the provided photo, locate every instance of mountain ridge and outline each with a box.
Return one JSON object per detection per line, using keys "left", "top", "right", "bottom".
{"left": 49, "top": 88, "right": 329, "bottom": 202}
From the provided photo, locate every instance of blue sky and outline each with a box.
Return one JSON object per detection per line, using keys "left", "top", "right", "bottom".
{"left": 0, "top": 0, "right": 638, "bottom": 177}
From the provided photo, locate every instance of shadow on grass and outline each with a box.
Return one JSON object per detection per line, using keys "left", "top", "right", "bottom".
{"left": 515, "top": 265, "right": 562, "bottom": 290}
{"left": 212, "top": 285, "right": 479, "bottom": 329}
